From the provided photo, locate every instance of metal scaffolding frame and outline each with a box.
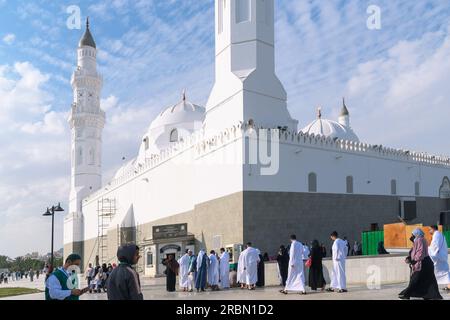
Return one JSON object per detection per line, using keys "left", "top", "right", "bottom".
{"left": 97, "top": 198, "right": 117, "bottom": 265}
{"left": 135, "top": 223, "right": 145, "bottom": 274}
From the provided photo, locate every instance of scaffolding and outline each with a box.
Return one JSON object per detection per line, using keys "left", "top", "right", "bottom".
{"left": 135, "top": 223, "right": 145, "bottom": 274}
{"left": 97, "top": 198, "right": 117, "bottom": 265}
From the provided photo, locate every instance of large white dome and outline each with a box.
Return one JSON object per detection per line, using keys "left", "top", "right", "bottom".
{"left": 149, "top": 93, "right": 205, "bottom": 130}
{"left": 301, "top": 118, "right": 360, "bottom": 142}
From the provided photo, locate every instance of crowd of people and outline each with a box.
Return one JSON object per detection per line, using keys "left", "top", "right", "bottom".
{"left": 0, "top": 268, "right": 43, "bottom": 284}
{"left": 43, "top": 227, "right": 449, "bottom": 300}
{"left": 84, "top": 262, "right": 115, "bottom": 293}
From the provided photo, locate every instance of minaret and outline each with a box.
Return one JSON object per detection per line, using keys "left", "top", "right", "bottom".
{"left": 338, "top": 98, "right": 350, "bottom": 127}
{"left": 64, "top": 18, "right": 104, "bottom": 260}
{"left": 204, "top": 0, "right": 297, "bottom": 133}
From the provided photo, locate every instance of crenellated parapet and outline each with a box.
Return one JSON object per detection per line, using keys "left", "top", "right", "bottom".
{"left": 84, "top": 122, "right": 450, "bottom": 204}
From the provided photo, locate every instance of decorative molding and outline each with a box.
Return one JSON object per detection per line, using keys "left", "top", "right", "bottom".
{"left": 83, "top": 122, "right": 450, "bottom": 204}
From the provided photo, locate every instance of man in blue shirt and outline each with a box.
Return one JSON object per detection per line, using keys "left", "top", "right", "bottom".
{"left": 45, "top": 254, "right": 88, "bottom": 300}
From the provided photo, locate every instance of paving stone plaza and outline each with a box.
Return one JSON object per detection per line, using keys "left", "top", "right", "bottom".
{"left": 1, "top": 277, "right": 449, "bottom": 301}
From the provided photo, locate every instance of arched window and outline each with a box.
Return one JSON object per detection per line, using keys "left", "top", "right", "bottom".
{"left": 415, "top": 182, "right": 420, "bottom": 196}
{"left": 77, "top": 147, "right": 83, "bottom": 165}
{"left": 88, "top": 148, "right": 95, "bottom": 165}
{"left": 346, "top": 176, "right": 354, "bottom": 194}
{"left": 308, "top": 172, "right": 317, "bottom": 193}
{"left": 391, "top": 179, "right": 397, "bottom": 195}
{"left": 170, "top": 129, "right": 179, "bottom": 143}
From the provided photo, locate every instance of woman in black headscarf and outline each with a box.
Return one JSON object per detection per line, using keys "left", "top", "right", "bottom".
{"left": 276, "top": 245, "right": 289, "bottom": 287}
{"left": 308, "top": 240, "right": 326, "bottom": 291}
{"left": 399, "top": 229, "right": 442, "bottom": 300}
{"left": 163, "top": 254, "right": 179, "bottom": 292}
{"left": 256, "top": 251, "right": 265, "bottom": 287}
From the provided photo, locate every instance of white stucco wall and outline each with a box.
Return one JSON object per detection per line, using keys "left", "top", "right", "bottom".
{"left": 75, "top": 127, "right": 450, "bottom": 243}
{"left": 80, "top": 130, "right": 244, "bottom": 241}
{"left": 245, "top": 135, "right": 450, "bottom": 197}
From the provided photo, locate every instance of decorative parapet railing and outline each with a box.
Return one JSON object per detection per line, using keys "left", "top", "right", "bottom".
{"left": 84, "top": 123, "right": 244, "bottom": 202}
{"left": 84, "top": 123, "right": 450, "bottom": 203}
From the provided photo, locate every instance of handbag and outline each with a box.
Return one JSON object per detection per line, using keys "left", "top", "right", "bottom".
{"left": 305, "top": 257, "right": 312, "bottom": 268}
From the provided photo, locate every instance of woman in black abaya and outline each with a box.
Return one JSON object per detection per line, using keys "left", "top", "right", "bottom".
{"left": 399, "top": 228, "right": 442, "bottom": 300}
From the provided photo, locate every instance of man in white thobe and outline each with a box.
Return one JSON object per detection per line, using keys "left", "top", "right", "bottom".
{"left": 281, "top": 235, "right": 306, "bottom": 294}
{"left": 177, "top": 250, "right": 191, "bottom": 292}
{"left": 187, "top": 250, "right": 196, "bottom": 292}
{"left": 237, "top": 248, "right": 246, "bottom": 289}
{"left": 243, "top": 242, "right": 260, "bottom": 290}
{"left": 219, "top": 248, "right": 230, "bottom": 289}
{"left": 428, "top": 226, "right": 450, "bottom": 290}
{"left": 208, "top": 250, "right": 220, "bottom": 290}
{"left": 328, "top": 231, "right": 347, "bottom": 293}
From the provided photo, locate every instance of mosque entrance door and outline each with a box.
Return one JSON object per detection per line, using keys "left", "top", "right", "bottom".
{"left": 140, "top": 224, "right": 196, "bottom": 277}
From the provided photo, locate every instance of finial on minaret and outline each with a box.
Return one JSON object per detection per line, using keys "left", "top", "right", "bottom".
{"left": 79, "top": 16, "right": 96, "bottom": 48}
{"left": 339, "top": 97, "right": 350, "bottom": 127}
{"left": 340, "top": 97, "right": 349, "bottom": 116}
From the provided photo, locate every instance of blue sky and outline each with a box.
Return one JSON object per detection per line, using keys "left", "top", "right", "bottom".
{"left": 1, "top": 0, "right": 450, "bottom": 257}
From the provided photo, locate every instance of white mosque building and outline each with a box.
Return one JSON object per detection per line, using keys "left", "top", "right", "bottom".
{"left": 64, "top": 0, "right": 450, "bottom": 276}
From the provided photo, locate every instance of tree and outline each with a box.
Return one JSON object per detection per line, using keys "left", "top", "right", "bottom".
{"left": 0, "top": 256, "right": 9, "bottom": 269}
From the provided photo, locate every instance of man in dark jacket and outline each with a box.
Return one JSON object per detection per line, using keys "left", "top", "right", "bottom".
{"left": 106, "top": 244, "right": 144, "bottom": 300}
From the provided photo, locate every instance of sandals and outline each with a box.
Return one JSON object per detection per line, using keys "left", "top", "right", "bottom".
{"left": 325, "top": 288, "right": 334, "bottom": 292}
{"left": 337, "top": 289, "right": 348, "bottom": 293}
{"left": 279, "top": 290, "right": 288, "bottom": 295}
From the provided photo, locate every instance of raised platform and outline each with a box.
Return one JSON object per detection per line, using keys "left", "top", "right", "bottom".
{"left": 265, "top": 253, "right": 450, "bottom": 286}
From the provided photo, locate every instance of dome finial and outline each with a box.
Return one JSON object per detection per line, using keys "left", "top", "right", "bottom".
{"left": 317, "top": 107, "right": 322, "bottom": 119}
{"left": 340, "top": 97, "right": 349, "bottom": 116}
{"left": 79, "top": 16, "right": 96, "bottom": 48}
{"left": 182, "top": 89, "right": 186, "bottom": 102}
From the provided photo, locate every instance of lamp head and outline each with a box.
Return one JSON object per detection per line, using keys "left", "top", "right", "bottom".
{"left": 43, "top": 208, "right": 52, "bottom": 216}
{"left": 54, "top": 203, "right": 64, "bottom": 212}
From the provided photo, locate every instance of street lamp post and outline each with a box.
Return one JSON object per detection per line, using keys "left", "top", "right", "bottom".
{"left": 43, "top": 203, "right": 64, "bottom": 270}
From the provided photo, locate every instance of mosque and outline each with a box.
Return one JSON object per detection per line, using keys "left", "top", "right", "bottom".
{"left": 64, "top": 0, "right": 450, "bottom": 276}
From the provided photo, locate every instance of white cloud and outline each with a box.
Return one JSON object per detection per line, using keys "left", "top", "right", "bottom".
{"left": 346, "top": 24, "right": 450, "bottom": 152}
{"left": 0, "top": 62, "right": 52, "bottom": 124}
{"left": 0, "top": 62, "right": 70, "bottom": 257}
{"left": 101, "top": 95, "right": 119, "bottom": 111}
{"left": 3, "top": 33, "right": 15, "bottom": 45}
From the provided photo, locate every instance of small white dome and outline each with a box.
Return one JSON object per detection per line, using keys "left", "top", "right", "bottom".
{"left": 149, "top": 93, "right": 205, "bottom": 130}
{"left": 301, "top": 118, "right": 359, "bottom": 142}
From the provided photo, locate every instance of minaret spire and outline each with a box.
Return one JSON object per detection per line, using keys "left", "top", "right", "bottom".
{"left": 341, "top": 97, "right": 349, "bottom": 116}
{"left": 67, "top": 17, "right": 104, "bottom": 265}
{"left": 339, "top": 97, "right": 350, "bottom": 127}
{"left": 79, "top": 16, "right": 96, "bottom": 48}
{"left": 317, "top": 107, "right": 322, "bottom": 119}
